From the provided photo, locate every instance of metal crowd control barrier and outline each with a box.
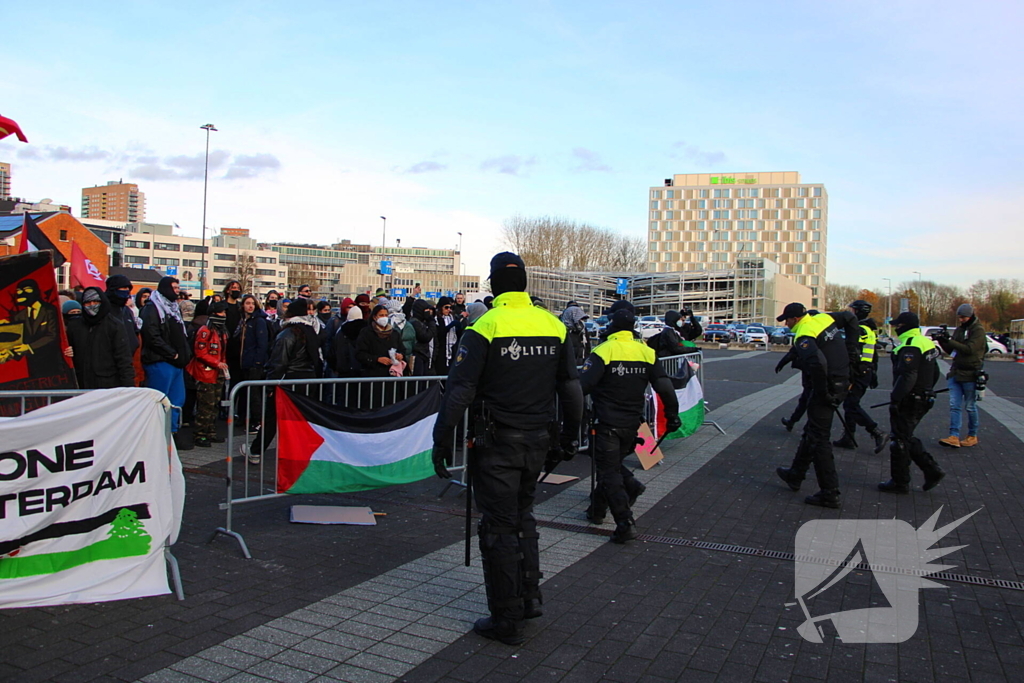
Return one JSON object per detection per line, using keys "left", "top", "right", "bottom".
{"left": 0, "top": 389, "right": 185, "bottom": 601}
{"left": 655, "top": 351, "right": 726, "bottom": 435}
{"left": 211, "top": 376, "right": 467, "bottom": 559}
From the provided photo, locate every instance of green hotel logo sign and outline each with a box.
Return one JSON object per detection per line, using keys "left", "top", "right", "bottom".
{"left": 710, "top": 176, "right": 757, "bottom": 185}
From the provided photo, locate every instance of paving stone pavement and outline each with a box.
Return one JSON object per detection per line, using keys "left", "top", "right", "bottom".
{"left": 3, "top": 349, "right": 1024, "bottom": 683}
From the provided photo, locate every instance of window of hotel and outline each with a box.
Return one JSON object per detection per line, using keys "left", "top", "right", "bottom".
{"left": 691, "top": 242, "right": 705, "bottom": 251}
{"left": 650, "top": 211, "right": 661, "bottom": 220}
{"left": 693, "top": 221, "right": 705, "bottom": 230}
{"left": 650, "top": 221, "right": 658, "bottom": 231}
{"left": 665, "top": 190, "right": 675, "bottom": 199}
{"left": 811, "top": 198, "right": 821, "bottom": 208}
{"left": 793, "top": 221, "right": 805, "bottom": 230}
{"left": 799, "top": 187, "right": 809, "bottom": 197}
{"left": 125, "top": 240, "right": 149, "bottom": 249}
{"left": 154, "top": 242, "right": 180, "bottom": 251}
{"left": 256, "top": 257, "right": 276, "bottom": 263}
{"left": 810, "top": 243, "right": 820, "bottom": 252}
{"left": 811, "top": 220, "right": 821, "bottom": 230}
{"left": 796, "top": 210, "right": 807, "bottom": 219}
{"left": 795, "top": 199, "right": 806, "bottom": 208}
{"left": 813, "top": 210, "right": 822, "bottom": 219}
{"left": 792, "top": 264, "right": 804, "bottom": 274}
{"left": 183, "top": 244, "right": 208, "bottom": 253}
{"left": 650, "top": 201, "right": 660, "bottom": 209}
{"left": 712, "top": 252, "right": 729, "bottom": 262}
{"left": 775, "top": 199, "right": 783, "bottom": 208}
{"left": 698, "top": 211, "right": 708, "bottom": 219}
{"left": 214, "top": 253, "right": 236, "bottom": 261}
{"left": 651, "top": 190, "right": 662, "bottom": 199}
{"left": 713, "top": 189, "right": 731, "bottom": 198}
{"left": 812, "top": 254, "right": 821, "bottom": 263}
{"left": 813, "top": 187, "right": 822, "bottom": 197}
{"left": 126, "top": 256, "right": 149, "bottom": 265}
{"left": 213, "top": 265, "right": 234, "bottom": 273}
{"left": 713, "top": 211, "right": 729, "bottom": 219}
{"left": 713, "top": 231, "right": 728, "bottom": 240}
{"left": 737, "top": 242, "right": 753, "bottom": 252}
{"left": 183, "top": 259, "right": 202, "bottom": 267}
{"left": 696, "top": 231, "right": 708, "bottom": 240}
{"left": 699, "top": 189, "right": 710, "bottom": 198}
{"left": 649, "top": 243, "right": 659, "bottom": 252}
{"left": 812, "top": 232, "right": 821, "bottom": 242}
{"left": 664, "top": 211, "right": 674, "bottom": 220}
{"left": 791, "top": 242, "right": 804, "bottom": 252}
{"left": 664, "top": 200, "right": 674, "bottom": 209}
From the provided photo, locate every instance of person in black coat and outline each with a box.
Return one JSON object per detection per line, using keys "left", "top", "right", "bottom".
{"left": 434, "top": 296, "right": 463, "bottom": 374}
{"left": 104, "top": 274, "right": 140, "bottom": 359}
{"left": 355, "top": 305, "right": 406, "bottom": 378}
{"left": 410, "top": 298, "right": 437, "bottom": 376}
{"left": 66, "top": 287, "right": 135, "bottom": 389}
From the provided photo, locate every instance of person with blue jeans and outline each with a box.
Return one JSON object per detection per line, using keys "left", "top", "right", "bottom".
{"left": 140, "top": 276, "right": 192, "bottom": 446}
{"left": 935, "top": 303, "right": 986, "bottom": 448}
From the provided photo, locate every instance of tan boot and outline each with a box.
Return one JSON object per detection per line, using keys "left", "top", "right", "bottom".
{"left": 960, "top": 436, "right": 978, "bottom": 447}
{"left": 939, "top": 435, "right": 961, "bottom": 448}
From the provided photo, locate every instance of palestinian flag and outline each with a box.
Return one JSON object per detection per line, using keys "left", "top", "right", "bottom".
{"left": 275, "top": 386, "right": 440, "bottom": 494}
{"left": 18, "top": 214, "right": 66, "bottom": 268}
{"left": 652, "top": 360, "right": 705, "bottom": 440}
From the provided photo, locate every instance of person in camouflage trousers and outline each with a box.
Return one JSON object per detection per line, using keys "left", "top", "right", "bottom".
{"left": 186, "top": 301, "right": 229, "bottom": 447}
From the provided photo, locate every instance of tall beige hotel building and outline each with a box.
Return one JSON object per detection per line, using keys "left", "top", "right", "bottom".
{"left": 649, "top": 171, "right": 827, "bottom": 309}
{"left": 81, "top": 181, "right": 146, "bottom": 223}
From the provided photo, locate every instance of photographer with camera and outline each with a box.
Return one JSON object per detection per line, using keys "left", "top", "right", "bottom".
{"left": 934, "top": 303, "right": 986, "bottom": 448}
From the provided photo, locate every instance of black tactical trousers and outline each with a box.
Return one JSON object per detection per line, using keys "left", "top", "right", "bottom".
{"left": 843, "top": 373, "right": 878, "bottom": 434}
{"left": 588, "top": 426, "right": 642, "bottom": 524}
{"left": 473, "top": 426, "right": 550, "bottom": 622}
{"left": 789, "top": 381, "right": 847, "bottom": 493}
{"left": 889, "top": 399, "right": 941, "bottom": 487}
{"left": 789, "top": 375, "right": 812, "bottom": 422}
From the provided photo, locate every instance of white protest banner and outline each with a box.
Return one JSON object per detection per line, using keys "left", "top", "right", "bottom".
{"left": 0, "top": 387, "right": 185, "bottom": 608}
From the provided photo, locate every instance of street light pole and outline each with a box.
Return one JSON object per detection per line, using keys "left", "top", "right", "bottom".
{"left": 883, "top": 277, "right": 892, "bottom": 332}
{"left": 912, "top": 271, "right": 922, "bottom": 315}
{"left": 379, "top": 216, "right": 386, "bottom": 292}
{"left": 457, "top": 231, "right": 463, "bottom": 290}
{"left": 200, "top": 123, "right": 217, "bottom": 294}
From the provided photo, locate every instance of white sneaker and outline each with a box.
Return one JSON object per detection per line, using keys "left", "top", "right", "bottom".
{"left": 240, "top": 443, "right": 260, "bottom": 465}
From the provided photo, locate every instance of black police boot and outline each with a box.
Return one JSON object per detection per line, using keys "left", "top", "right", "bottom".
{"left": 611, "top": 519, "right": 638, "bottom": 544}
{"left": 877, "top": 479, "right": 910, "bottom": 494}
{"left": 523, "top": 598, "right": 543, "bottom": 620}
{"left": 923, "top": 469, "right": 945, "bottom": 491}
{"left": 871, "top": 429, "right": 890, "bottom": 455}
{"left": 474, "top": 616, "right": 524, "bottom": 645}
{"left": 585, "top": 501, "right": 606, "bottom": 525}
{"left": 832, "top": 432, "right": 857, "bottom": 450}
{"left": 781, "top": 417, "right": 796, "bottom": 432}
{"left": 776, "top": 467, "right": 802, "bottom": 492}
{"left": 804, "top": 490, "right": 841, "bottom": 509}
{"left": 625, "top": 479, "right": 646, "bottom": 507}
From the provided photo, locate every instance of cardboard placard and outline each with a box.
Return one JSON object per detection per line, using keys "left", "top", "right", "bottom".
{"left": 634, "top": 422, "right": 664, "bottom": 470}
{"left": 536, "top": 473, "right": 579, "bottom": 485}
{"left": 289, "top": 506, "right": 377, "bottom": 525}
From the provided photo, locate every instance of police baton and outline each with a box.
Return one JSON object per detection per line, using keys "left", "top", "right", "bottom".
{"left": 464, "top": 441, "right": 473, "bottom": 568}
{"left": 869, "top": 388, "right": 949, "bottom": 409}
{"left": 831, "top": 407, "right": 858, "bottom": 449}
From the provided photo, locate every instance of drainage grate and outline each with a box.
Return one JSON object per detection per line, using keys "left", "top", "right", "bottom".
{"left": 342, "top": 494, "right": 1024, "bottom": 592}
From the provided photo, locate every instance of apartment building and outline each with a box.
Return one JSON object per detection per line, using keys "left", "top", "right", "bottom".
{"left": 649, "top": 171, "right": 827, "bottom": 309}
{"left": 82, "top": 181, "right": 146, "bottom": 223}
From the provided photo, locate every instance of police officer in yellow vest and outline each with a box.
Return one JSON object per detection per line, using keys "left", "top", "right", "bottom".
{"left": 581, "top": 304, "right": 680, "bottom": 543}
{"left": 431, "top": 252, "right": 583, "bottom": 645}
{"left": 878, "top": 312, "right": 945, "bottom": 493}
{"left": 775, "top": 302, "right": 860, "bottom": 508}
{"left": 833, "top": 299, "right": 889, "bottom": 453}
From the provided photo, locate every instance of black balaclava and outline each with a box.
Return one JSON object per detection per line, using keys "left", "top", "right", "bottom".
{"left": 892, "top": 311, "right": 920, "bottom": 337}
{"left": 157, "top": 276, "right": 178, "bottom": 302}
{"left": 483, "top": 296, "right": 494, "bottom": 309}
{"left": 607, "top": 309, "right": 636, "bottom": 335}
{"left": 105, "top": 274, "right": 133, "bottom": 307}
{"left": 489, "top": 252, "right": 527, "bottom": 297}
{"left": 664, "top": 310, "right": 681, "bottom": 328}
{"left": 317, "top": 301, "right": 332, "bottom": 323}
{"left": 135, "top": 288, "right": 152, "bottom": 309}
{"left": 208, "top": 301, "right": 228, "bottom": 331}
{"left": 286, "top": 299, "right": 309, "bottom": 318}
{"left": 15, "top": 279, "right": 41, "bottom": 307}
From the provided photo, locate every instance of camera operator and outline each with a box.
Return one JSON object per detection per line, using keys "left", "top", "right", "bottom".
{"left": 934, "top": 303, "right": 986, "bottom": 448}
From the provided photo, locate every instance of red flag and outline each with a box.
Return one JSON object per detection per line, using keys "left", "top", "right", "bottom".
{"left": 0, "top": 114, "right": 27, "bottom": 143}
{"left": 70, "top": 241, "right": 105, "bottom": 290}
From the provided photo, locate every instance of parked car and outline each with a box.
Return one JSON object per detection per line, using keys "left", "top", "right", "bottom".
{"left": 727, "top": 323, "right": 748, "bottom": 341}
{"left": 585, "top": 320, "right": 600, "bottom": 341}
{"left": 770, "top": 327, "right": 794, "bottom": 345}
{"left": 742, "top": 326, "right": 769, "bottom": 345}
{"left": 704, "top": 323, "right": 731, "bottom": 343}
{"left": 639, "top": 320, "right": 662, "bottom": 340}
{"left": 876, "top": 334, "right": 896, "bottom": 353}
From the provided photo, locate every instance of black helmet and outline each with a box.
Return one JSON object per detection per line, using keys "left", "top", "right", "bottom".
{"left": 848, "top": 299, "right": 872, "bottom": 320}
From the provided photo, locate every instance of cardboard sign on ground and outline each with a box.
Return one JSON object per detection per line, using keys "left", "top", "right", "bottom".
{"left": 290, "top": 505, "right": 377, "bottom": 525}
{"left": 634, "top": 422, "right": 664, "bottom": 470}
{"left": 536, "top": 473, "right": 580, "bottom": 485}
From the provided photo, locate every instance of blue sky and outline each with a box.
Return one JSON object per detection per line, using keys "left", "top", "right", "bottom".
{"left": 1, "top": 0, "right": 1020, "bottom": 290}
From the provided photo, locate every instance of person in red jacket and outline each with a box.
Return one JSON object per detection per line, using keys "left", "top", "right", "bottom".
{"left": 186, "top": 301, "right": 229, "bottom": 447}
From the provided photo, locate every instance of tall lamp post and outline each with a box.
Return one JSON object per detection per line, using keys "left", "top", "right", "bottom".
{"left": 200, "top": 123, "right": 218, "bottom": 294}
{"left": 457, "top": 231, "right": 463, "bottom": 289}
{"left": 912, "top": 271, "right": 922, "bottom": 315}
{"left": 379, "top": 216, "right": 387, "bottom": 292}
{"left": 883, "top": 278, "right": 892, "bottom": 332}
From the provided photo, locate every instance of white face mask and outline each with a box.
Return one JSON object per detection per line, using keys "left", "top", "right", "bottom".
{"left": 375, "top": 317, "right": 389, "bottom": 327}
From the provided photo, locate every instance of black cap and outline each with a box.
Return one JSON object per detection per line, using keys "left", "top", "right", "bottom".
{"left": 892, "top": 311, "right": 920, "bottom": 330}
{"left": 489, "top": 251, "right": 525, "bottom": 274}
{"left": 776, "top": 302, "right": 807, "bottom": 322}
{"left": 605, "top": 299, "right": 635, "bottom": 316}
{"left": 209, "top": 301, "right": 229, "bottom": 315}
{"left": 105, "top": 274, "right": 132, "bottom": 290}
{"left": 607, "top": 308, "right": 636, "bottom": 334}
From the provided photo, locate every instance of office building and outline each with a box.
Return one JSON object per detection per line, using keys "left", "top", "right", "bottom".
{"left": 649, "top": 171, "right": 827, "bottom": 308}
{"left": 528, "top": 257, "right": 811, "bottom": 323}
{"left": 82, "top": 181, "right": 146, "bottom": 223}
{"left": 266, "top": 239, "right": 480, "bottom": 300}
{"left": 0, "top": 162, "right": 10, "bottom": 200}
{"left": 121, "top": 224, "right": 287, "bottom": 299}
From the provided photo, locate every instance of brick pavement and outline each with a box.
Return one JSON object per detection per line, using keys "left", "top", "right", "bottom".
{"left": 2, "top": 349, "right": 1024, "bottom": 682}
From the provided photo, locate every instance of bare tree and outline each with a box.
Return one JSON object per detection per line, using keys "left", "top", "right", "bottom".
{"left": 232, "top": 251, "right": 257, "bottom": 295}
{"left": 825, "top": 282, "right": 859, "bottom": 312}
{"left": 500, "top": 214, "right": 646, "bottom": 271}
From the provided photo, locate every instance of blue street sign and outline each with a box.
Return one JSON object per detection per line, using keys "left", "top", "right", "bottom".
{"left": 426, "top": 291, "right": 440, "bottom": 300}
{"left": 616, "top": 278, "right": 629, "bottom": 295}
{"left": 380, "top": 260, "right": 392, "bottom": 275}
{"left": 391, "top": 288, "right": 407, "bottom": 297}
{"left": 445, "top": 290, "right": 454, "bottom": 298}
{"left": 165, "top": 266, "right": 178, "bottom": 276}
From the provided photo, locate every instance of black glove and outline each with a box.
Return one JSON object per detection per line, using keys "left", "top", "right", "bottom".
{"left": 826, "top": 393, "right": 843, "bottom": 408}
{"left": 666, "top": 415, "right": 682, "bottom": 434}
{"left": 431, "top": 442, "right": 453, "bottom": 479}
{"left": 869, "top": 373, "right": 879, "bottom": 389}
{"left": 775, "top": 358, "right": 789, "bottom": 374}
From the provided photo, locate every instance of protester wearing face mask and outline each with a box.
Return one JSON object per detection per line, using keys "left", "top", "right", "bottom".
{"left": 62, "top": 300, "right": 83, "bottom": 325}
{"left": 647, "top": 310, "right": 691, "bottom": 359}
{"left": 355, "top": 304, "right": 406, "bottom": 378}
{"left": 140, "top": 277, "right": 191, "bottom": 438}
{"left": 65, "top": 287, "right": 135, "bottom": 389}
{"left": 560, "top": 302, "right": 592, "bottom": 365}
{"left": 186, "top": 301, "right": 230, "bottom": 448}
{"left": 434, "top": 297, "right": 463, "bottom": 374}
